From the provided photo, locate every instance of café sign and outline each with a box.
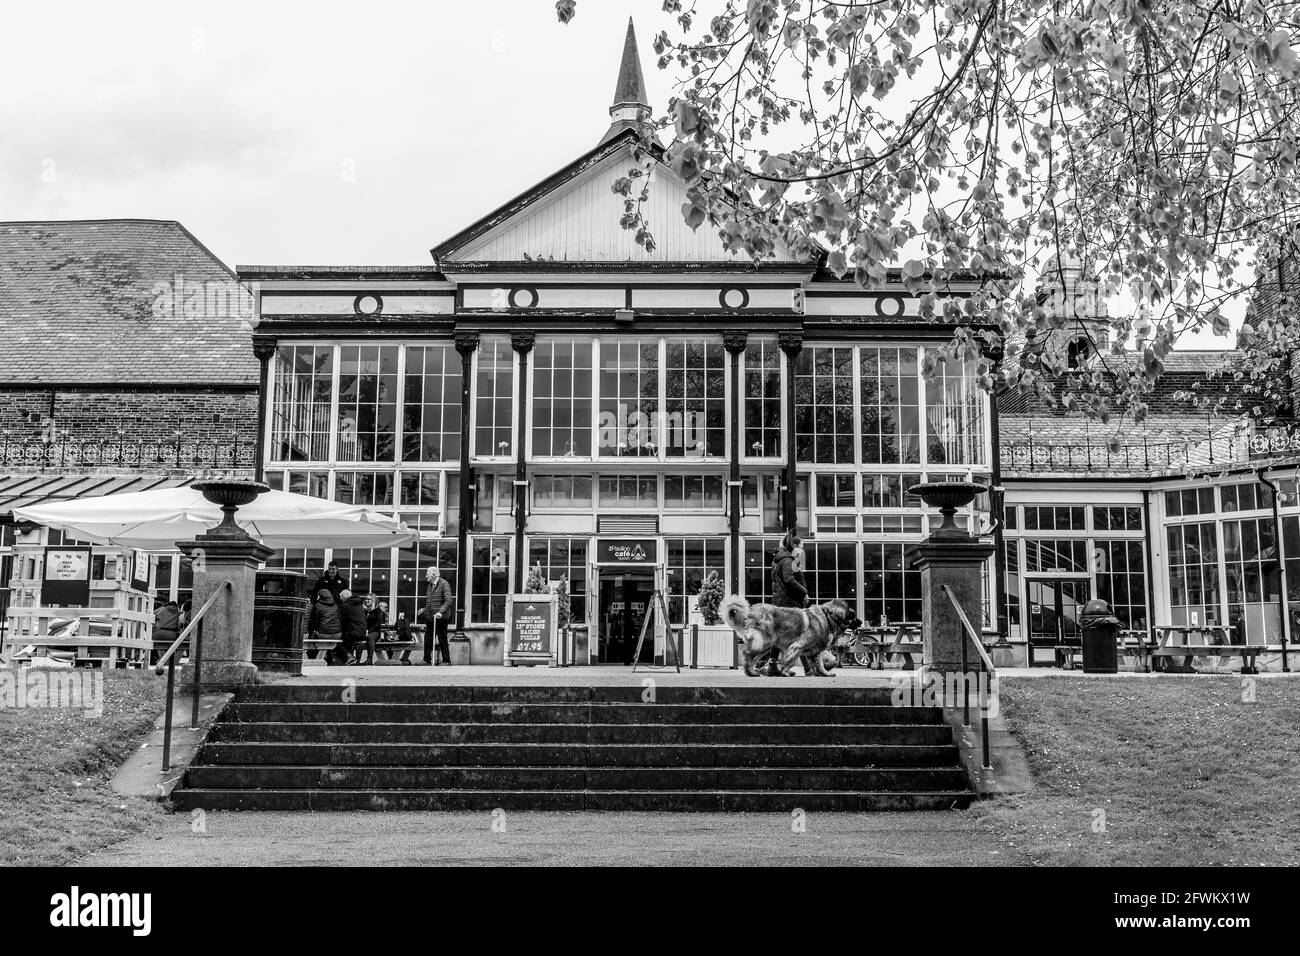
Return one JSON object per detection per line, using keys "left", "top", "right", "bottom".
{"left": 595, "top": 538, "right": 659, "bottom": 565}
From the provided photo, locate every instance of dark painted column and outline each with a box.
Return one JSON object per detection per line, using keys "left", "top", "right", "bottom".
{"left": 453, "top": 330, "right": 479, "bottom": 635}
{"left": 723, "top": 331, "right": 747, "bottom": 594}
{"left": 988, "top": 359, "right": 1010, "bottom": 647}
{"left": 511, "top": 330, "right": 535, "bottom": 593}
{"left": 251, "top": 337, "right": 276, "bottom": 483}
{"left": 778, "top": 330, "right": 803, "bottom": 535}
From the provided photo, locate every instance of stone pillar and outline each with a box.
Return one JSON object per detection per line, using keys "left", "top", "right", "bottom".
{"left": 911, "top": 535, "right": 995, "bottom": 673}
{"left": 723, "top": 330, "right": 747, "bottom": 595}
{"left": 179, "top": 535, "right": 274, "bottom": 688}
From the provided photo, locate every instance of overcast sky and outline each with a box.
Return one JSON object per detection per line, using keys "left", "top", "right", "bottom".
{"left": 0, "top": 0, "right": 1231, "bottom": 347}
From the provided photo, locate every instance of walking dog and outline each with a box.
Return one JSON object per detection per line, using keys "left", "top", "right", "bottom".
{"left": 719, "top": 594, "right": 862, "bottom": 677}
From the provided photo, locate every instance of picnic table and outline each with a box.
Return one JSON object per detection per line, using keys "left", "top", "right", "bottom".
{"left": 856, "top": 624, "right": 923, "bottom": 670}
{"left": 1149, "top": 624, "right": 1266, "bottom": 674}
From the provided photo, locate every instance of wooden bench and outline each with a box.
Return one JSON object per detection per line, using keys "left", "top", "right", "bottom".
{"left": 1149, "top": 643, "right": 1274, "bottom": 674}
{"left": 305, "top": 625, "right": 423, "bottom": 663}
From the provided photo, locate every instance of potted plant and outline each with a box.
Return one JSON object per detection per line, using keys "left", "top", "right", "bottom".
{"left": 692, "top": 570, "right": 733, "bottom": 667}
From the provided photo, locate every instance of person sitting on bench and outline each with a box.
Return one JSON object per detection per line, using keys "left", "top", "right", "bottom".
{"left": 310, "top": 589, "right": 344, "bottom": 665}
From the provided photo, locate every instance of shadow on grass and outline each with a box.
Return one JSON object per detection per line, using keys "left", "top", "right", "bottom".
{"left": 970, "top": 675, "right": 1300, "bottom": 865}
{"left": 0, "top": 669, "right": 166, "bottom": 866}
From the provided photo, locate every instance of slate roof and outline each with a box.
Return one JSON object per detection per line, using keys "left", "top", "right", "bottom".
{"left": 0, "top": 219, "right": 258, "bottom": 387}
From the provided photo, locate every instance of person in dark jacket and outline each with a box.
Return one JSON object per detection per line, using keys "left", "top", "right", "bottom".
{"left": 760, "top": 532, "right": 809, "bottom": 675}
{"left": 312, "top": 563, "right": 349, "bottom": 604}
{"left": 152, "top": 600, "right": 181, "bottom": 665}
{"left": 359, "top": 594, "right": 385, "bottom": 666}
{"left": 338, "top": 589, "right": 369, "bottom": 664}
{"left": 771, "top": 533, "right": 809, "bottom": 609}
{"left": 309, "top": 589, "right": 344, "bottom": 664}
{"left": 422, "top": 566, "right": 454, "bottom": 665}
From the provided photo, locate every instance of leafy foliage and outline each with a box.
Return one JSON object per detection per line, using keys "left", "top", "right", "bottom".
{"left": 564, "top": 1, "right": 1300, "bottom": 424}
{"left": 555, "top": 578, "right": 572, "bottom": 630}
{"left": 525, "top": 562, "right": 548, "bottom": 595}
{"left": 696, "top": 569, "right": 725, "bottom": 625}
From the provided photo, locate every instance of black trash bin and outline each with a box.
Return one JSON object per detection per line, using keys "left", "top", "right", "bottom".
{"left": 253, "top": 570, "right": 309, "bottom": 674}
{"left": 1080, "top": 598, "right": 1121, "bottom": 674}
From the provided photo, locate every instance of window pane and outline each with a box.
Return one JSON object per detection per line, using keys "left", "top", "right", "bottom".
{"left": 475, "top": 337, "right": 514, "bottom": 457}
{"left": 796, "top": 346, "right": 855, "bottom": 464}
{"left": 532, "top": 340, "right": 593, "bottom": 457}
{"left": 402, "top": 344, "right": 462, "bottom": 463}
{"left": 860, "top": 347, "right": 920, "bottom": 464}
{"left": 923, "top": 350, "right": 986, "bottom": 466}
{"left": 337, "top": 345, "right": 399, "bottom": 462}
{"left": 665, "top": 340, "right": 725, "bottom": 458}
{"left": 598, "top": 338, "right": 659, "bottom": 457}
{"left": 743, "top": 339, "right": 782, "bottom": 458}
{"left": 271, "top": 345, "right": 334, "bottom": 462}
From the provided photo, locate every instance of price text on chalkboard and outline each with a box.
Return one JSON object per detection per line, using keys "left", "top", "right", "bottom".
{"left": 507, "top": 594, "right": 556, "bottom": 661}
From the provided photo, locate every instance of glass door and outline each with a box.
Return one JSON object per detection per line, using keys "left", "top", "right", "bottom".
{"left": 1026, "top": 578, "right": 1090, "bottom": 667}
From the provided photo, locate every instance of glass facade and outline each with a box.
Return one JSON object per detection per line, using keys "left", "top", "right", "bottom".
{"left": 1004, "top": 502, "right": 1149, "bottom": 640}
{"left": 267, "top": 335, "right": 993, "bottom": 632}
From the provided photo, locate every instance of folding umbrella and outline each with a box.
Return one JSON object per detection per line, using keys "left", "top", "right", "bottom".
{"left": 12, "top": 486, "right": 416, "bottom": 551}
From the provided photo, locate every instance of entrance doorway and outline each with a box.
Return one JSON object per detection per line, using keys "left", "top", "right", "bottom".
{"left": 1026, "top": 578, "right": 1090, "bottom": 667}
{"left": 597, "top": 570, "right": 655, "bottom": 664}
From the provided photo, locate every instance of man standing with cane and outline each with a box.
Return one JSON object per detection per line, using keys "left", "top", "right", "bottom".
{"left": 422, "top": 565, "right": 454, "bottom": 666}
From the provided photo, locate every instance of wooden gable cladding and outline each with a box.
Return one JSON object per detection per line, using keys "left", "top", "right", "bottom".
{"left": 439, "top": 138, "right": 807, "bottom": 265}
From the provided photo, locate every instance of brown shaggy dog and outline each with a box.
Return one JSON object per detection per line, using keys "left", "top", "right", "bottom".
{"left": 720, "top": 595, "right": 862, "bottom": 677}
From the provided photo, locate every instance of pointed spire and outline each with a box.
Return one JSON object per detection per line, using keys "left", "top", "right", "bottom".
{"left": 600, "top": 18, "right": 654, "bottom": 145}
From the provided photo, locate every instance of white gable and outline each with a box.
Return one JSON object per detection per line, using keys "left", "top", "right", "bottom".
{"left": 450, "top": 146, "right": 804, "bottom": 263}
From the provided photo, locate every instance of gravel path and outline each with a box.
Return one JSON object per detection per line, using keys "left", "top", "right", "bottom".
{"left": 82, "top": 809, "right": 1015, "bottom": 866}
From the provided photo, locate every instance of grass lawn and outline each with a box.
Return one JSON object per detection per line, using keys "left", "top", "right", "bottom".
{"left": 974, "top": 675, "right": 1300, "bottom": 865}
{"left": 0, "top": 668, "right": 166, "bottom": 866}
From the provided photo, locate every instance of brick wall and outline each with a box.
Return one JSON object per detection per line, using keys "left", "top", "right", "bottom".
{"left": 0, "top": 388, "right": 257, "bottom": 445}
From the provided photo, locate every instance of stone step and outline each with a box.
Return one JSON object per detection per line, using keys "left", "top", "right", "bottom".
{"left": 197, "top": 741, "right": 962, "bottom": 768}
{"left": 234, "top": 684, "right": 900, "bottom": 706}
{"left": 206, "top": 721, "right": 954, "bottom": 746}
{"left": 220, "top": 701, "right": 944, "bottom": 726}
{"left": 184, "top": 764, "right": 971, "bottom": 792}
{"left": 170, "top": 787, "right": 976, "bottom": 812}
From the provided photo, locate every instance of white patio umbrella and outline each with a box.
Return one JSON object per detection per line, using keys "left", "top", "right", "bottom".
{"left": 12, "top": 486, "right": 416, "bottom": 551}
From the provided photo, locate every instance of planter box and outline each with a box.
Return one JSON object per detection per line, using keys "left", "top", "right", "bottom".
{"left": 449, "top": 635, "right": 472, "bottom": 666}
{"left": 691, "top": 624, "right": 736, "bottom": 668}
{"left": 467, "top": 628, "right": 504, "bottom": 665}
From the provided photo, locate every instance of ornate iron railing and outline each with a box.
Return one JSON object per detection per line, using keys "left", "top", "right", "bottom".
{"left": 0, "top": 434, "right": 256, "bottom": 472}
{"left": 1001, "top": 424, "right": 1300, "bottom": 475}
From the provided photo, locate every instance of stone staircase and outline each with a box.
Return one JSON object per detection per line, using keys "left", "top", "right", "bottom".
{"left": 171, "top": 684, "right": 975, "bottom": 811}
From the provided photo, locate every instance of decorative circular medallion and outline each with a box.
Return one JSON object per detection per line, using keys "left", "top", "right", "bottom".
{"left": 875, "top": 294, "right": 905, "bottom": 318}
{"left": 354, "top": 293, "right": 384, "bottom": 317}
{"left": 508, "top": 287, "right": 539, "bottom": 309}
{"left": 719, "top": 286, "right": 750, "bottom": 310}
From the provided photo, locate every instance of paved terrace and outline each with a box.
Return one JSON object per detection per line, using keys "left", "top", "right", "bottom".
{"left": 277, "top": 662, "right": 1299, "bottom": 685}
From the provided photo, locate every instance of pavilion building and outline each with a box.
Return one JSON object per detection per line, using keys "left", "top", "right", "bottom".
{"left": 241, "top": 20, "right": 994, "bottom": 663}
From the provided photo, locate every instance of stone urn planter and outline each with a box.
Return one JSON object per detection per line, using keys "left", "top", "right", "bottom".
{"left": 192, "top": 478, "right": 270, "bottom": 540}
{"left": 906, "top": 480, "right": 986, "bottom": 538}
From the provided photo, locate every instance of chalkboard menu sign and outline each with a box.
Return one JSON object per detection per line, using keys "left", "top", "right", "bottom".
{"left": 506, "top": 593, "right": 557, "bottom": 663}
{"left": 42, "top": 546, "right": 93, "bottom": 607}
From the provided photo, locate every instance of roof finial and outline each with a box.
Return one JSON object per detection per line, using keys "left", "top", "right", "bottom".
{"left": 600, "top": 18, "right": 653, "bottom": 145}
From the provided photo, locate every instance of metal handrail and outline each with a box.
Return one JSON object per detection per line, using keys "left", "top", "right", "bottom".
{"left": 940, "top": 584, "right": 995, "bottom": 770}
{"left": 154, "top": 581, "right": 231, "bottom": 772}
